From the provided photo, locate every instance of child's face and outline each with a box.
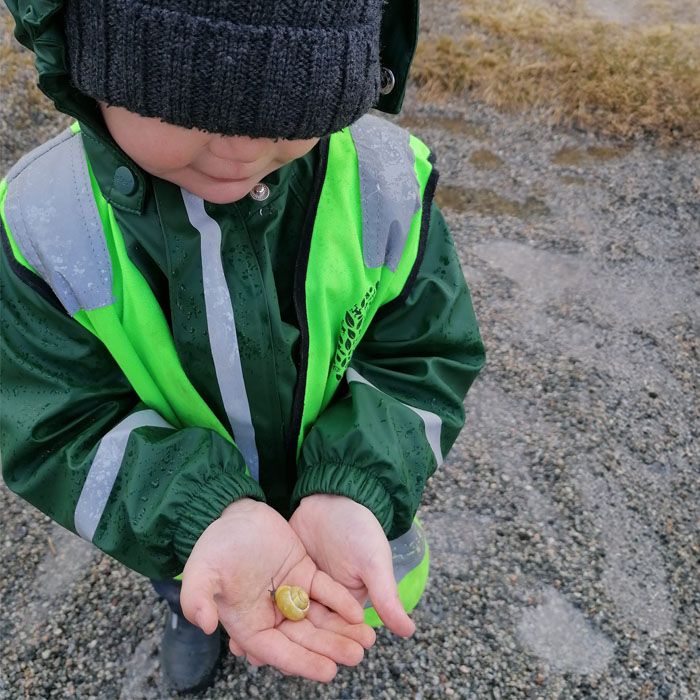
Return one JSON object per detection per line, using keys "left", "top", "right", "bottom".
{"left": 100, "top": 104, "right": 319, "bottom": 204}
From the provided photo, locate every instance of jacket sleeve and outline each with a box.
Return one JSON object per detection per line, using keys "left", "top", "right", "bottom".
{"left": 291, "top": 204, "right": 485, "bottom": 539}
{"left": 0, "top": 234, "right": 265, "bottom": 579}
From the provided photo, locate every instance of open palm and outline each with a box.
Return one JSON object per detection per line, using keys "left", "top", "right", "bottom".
{"left": 180, "top": 499, "right": 374, "bottom": 682}
{"left": 290, "top": 494, "right": 416, "bottom": 638}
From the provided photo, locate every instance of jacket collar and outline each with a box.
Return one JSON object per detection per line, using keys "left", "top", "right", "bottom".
{"left": 79, "top": 122, "right": 149, "bottom": 216}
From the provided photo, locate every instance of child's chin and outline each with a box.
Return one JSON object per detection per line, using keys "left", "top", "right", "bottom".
{"left": 189, "top": 180, "right": 255, "bottom": 205}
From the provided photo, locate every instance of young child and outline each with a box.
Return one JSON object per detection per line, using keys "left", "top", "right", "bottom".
{"left": 0, "top": 0, "right": 485, "bottom": 692}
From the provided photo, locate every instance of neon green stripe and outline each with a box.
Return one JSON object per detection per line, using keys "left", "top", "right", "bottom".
{"left": 73, "top": 150, "right": 234, "bottom": 444}
{"left": 297, "top": 129, "right": 434, "bottom": 456}
{"left": 297, "top": 127, "right": 371, "bottom": 454}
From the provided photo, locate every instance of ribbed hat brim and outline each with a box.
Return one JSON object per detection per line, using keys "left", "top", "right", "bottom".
{"left": 65, "top": 0, "right": 382, "bottom": 138}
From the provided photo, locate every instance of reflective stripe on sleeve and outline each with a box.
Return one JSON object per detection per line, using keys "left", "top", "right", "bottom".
{"left": 389, "top": 519, "right": 428, "bottom": 583}
{"left": 346, "top": 367, "right": 443, "bottom": 467}
{"left": 180, "top": 189, "right": 261, "bottom": 482}
{"left": 74, "top": 410, "right": 173, "bottom": 542}
{"left": 363, "top": 519, "right": 430, "bottom": 624}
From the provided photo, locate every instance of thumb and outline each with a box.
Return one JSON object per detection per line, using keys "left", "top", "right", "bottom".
{"left": 364, "top": 558, "right": 416, "bottom": 638}
{"left": 180, "top": 567, "right": 219, "bottom": 635}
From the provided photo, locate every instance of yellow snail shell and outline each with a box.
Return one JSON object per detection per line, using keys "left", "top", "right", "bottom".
{"left": 274, "top": 584, "right": 310, "bottom": 621}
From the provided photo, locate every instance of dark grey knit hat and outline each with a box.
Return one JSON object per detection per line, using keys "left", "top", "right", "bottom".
{"left": 64, "top": 0, "right": 384, "bottom": 139}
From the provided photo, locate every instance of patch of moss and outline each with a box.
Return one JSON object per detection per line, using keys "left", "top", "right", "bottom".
{"left": 469, "top": 148, "right": 505, "bottom": 170}
{"left": 435, "top": 185, "right": 550, "bottom": 219}
{"left": 551, "top": 145, "right": 632, "bottom": 166}
{"left": 398, "top": 114, "right": 488, "bottom": 139}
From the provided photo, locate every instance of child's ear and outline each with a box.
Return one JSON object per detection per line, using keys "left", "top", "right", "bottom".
{"left": 376, "top": 0, "right": 419, "bottom": 115}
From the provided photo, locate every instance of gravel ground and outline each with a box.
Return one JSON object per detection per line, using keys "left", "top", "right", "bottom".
{"left": 1, "top": 4, "right": 699, "bottom": 699}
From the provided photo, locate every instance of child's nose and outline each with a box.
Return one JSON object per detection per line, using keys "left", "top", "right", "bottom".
{"left": 209, "top": 134, "right": 275, "bottom": 163}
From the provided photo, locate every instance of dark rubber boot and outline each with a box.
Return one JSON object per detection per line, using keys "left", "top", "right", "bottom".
{"left": 160, "top": 610, "right": 221, "bottom": 693}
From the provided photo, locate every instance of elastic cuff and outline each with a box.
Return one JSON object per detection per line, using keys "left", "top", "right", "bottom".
{"left": 291, "top": 463, "right": 395, "bottom": 535}
{"left": 173, "top": 469, "right": 265, "bottom": 564}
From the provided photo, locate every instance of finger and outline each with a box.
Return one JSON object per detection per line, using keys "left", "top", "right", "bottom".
{"left": 280, "top": 618, "right": 365, "bottom": 667}
{"left": 349, "top": 586, "right": 369, "bottom": 605}
{"left": 310, "top": 570, "right": 365, "bottom": 624}
{"left": 231, "top": 640, "right": 266, "bottom": 668}
{"left": 364, "top": 564, "right": 416, "bottom": 638}
{"left": 180, "top": 569, "right": 219, "bottom": 635}
{"left": 228, "top": 633, "right": 264, "bottom": 666}
{"left": 306, "top": 604, "right": 376, "bottom": 649}
{"left": 243, "top": 629, "right": 338, "bottom": 683}
{"left": 228, "top": 638, "right": 245, "bottom": 657}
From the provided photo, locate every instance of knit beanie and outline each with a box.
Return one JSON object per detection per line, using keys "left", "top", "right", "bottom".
{"left": 63, "top": 0, "right": 385, "bottom": 139}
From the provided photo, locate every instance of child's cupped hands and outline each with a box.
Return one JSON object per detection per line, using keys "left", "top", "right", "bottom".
{"left": 180, "top": 498, "right": 375, "bottom": 682}
{"left": 289, "top": 494, "right": 416, "bottom": 638}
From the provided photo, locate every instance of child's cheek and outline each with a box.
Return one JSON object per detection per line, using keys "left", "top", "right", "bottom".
{"left": 118, "top": 127, "right": 207, "bottom": 175}
{"left": 127, "top": 141, "right": 199, "bottom": 176}
{"left": 100, "top": 103, "right": 208, "bottom": 174}
{"left": 277, "top": 137, "right": 320, "bottom": 163}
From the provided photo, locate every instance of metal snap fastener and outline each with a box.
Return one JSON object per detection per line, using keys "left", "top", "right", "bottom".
{"left": 113, "top": 166, "right": 137, "bottom": 196}
{"left": 379, "top": 67, "right": 395, "bottom": 96}
{"left": 249, "top": 183, "right": 270, "bottom": 201}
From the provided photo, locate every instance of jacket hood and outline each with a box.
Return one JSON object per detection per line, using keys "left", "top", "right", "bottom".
{"left": 5, "top": 0, "right": 419, "bottom": 137}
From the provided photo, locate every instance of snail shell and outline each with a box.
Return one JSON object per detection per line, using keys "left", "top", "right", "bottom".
{"left": 274, "top": 584, "right": 310, "bottom": 621}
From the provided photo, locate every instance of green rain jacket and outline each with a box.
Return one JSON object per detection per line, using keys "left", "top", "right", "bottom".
{"left": 0, "top": 0, "right": 485, "bottom": 580}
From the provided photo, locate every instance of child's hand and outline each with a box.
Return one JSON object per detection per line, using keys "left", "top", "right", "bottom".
{"left": 180, "top": 498, "right": 375, "bottom": 682}
{"left": 289, "top": 495, "right": 416, "bottom": 638}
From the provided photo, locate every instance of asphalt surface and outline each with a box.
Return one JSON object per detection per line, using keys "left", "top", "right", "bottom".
{"left": 1, "top": 5, "right": 699, "bottom": 699}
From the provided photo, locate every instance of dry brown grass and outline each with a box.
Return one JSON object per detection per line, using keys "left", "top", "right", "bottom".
{"left": 412, "top": 0, "right": 700, "bottom": 143}
{"left": 1, "top": 12, "right": 57, "bottom": 128}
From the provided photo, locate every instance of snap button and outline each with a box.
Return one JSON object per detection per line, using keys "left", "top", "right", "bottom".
{"left": 113, "top": 166, "right": 137, "bottom": 196}
{"left": 379, "top": 67, "right": 395, "bottom": 96}
{"left": 249, "top": 183, "right": 270, "bottom": 202}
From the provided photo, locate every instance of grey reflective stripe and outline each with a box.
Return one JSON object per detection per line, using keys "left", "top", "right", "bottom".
{"left": 4, "top": 128, "right": 113, "bottom": 315}
{"left": 364, "top": 521, "right": 427, "bottom": 610}
{"left": 390, "top": 520, "right": 427, "bottom": 583}
{"left": 74, "top": 410, "right": 173, "bottom": 542}
{"left": 346, "top": 367, "right": 443, "bottom": 467}
{"left": 349, "top": 114, "right": 421, "bottom": 271}
{"left": 181, "top": 189, "right": 260, "bottom": 482}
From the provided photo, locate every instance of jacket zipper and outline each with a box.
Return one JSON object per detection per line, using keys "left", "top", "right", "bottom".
{"left": 286, "top": 137, "right": 330, "bottom": 495}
